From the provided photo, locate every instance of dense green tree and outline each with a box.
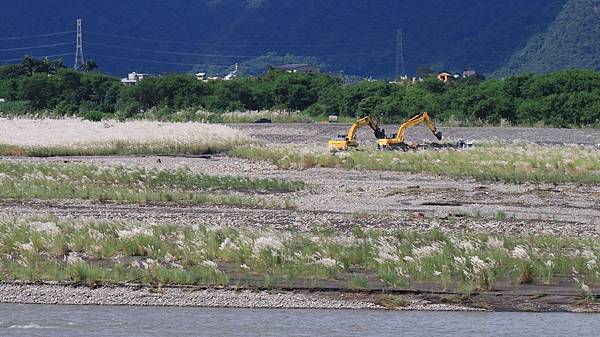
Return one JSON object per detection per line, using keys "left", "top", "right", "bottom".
{"left": 1, "top": 57, "right": 599, "bottom": 127}
{"left": 81, "top": 59, "right": 99, "bottom": 73}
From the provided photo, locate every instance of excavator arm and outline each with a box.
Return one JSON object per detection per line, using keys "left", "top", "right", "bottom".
{"left": 347, "top": 116, "right": 385, "bottom": 141}
{"left": 378, "top": 112, "right": 442, "bottom": 149}
{"left": 328, "top": 116, "right": 385, "bottom": 150}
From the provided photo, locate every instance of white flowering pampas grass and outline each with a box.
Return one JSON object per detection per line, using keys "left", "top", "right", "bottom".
{"left": 4, "top": 215, "right": 600, "bottom": 291}
{"left": 0, "top": 118, "right": 253, "bottom": 156}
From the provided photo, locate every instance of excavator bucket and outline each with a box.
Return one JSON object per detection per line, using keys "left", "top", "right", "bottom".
{"left": 374, "top": 128, "right": 386, "bottom": 139}
{"left": 434, "top": 131, "right": 443, "bottom": 140}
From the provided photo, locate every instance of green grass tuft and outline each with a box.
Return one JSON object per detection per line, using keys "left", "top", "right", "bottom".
{"left": 230, "top": 143, "right": 600, "bottom": 184}
{"left": 0, "top": 161, "right": 301, "bottom": 208}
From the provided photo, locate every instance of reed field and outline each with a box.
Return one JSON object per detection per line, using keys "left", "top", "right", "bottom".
{"left": 1, "top": 216, "right": 598, "bottom": 296}
{"left": 0, "top": 118, "right": 253, "bottom": 156}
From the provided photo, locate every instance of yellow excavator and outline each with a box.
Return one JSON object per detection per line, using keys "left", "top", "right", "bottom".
{"left": 377, "top": 112, "right": 442, "bottom": 150}
{"left": 328, "top": 116, "right": 386, "bottom": 150}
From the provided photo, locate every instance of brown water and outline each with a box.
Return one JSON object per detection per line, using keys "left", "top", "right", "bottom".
{"left": 1, "top": 304, "right": 599, "bottom": 336}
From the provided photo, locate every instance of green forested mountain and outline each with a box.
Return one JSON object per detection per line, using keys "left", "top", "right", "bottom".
{"left": 500, "top": 0, "right": 600, "bottom": 76}
{"left": 0, "top": 0, "right": 569, "bottom": 77}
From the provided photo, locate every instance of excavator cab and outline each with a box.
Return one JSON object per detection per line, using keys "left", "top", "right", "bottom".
{"left": 378, "top": 112, "right": 442, "bottom": 150}
{"left": 328, "top": 116, "right": 385, "bottom": 150}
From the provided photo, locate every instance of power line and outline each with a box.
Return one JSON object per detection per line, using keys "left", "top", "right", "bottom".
{"left": 87, "top": 42, "right": 258, "bottom": 58}
{"left": 88, "top": 52, "right": 402, "bottom": 71}
{"left": 86, "top": 53, "right": 208, "bottom": 66}
{"left": 0, "top": 31, "right": 75, "bottom": 41}
{"left": 87, "top": 41, "right": 392, "bottom": 59}
{"left": 86, "top": 30, "right": 395, "bottom": 48}
{"left": 0, "top": 42, "right": 74, "bottom": 52}
{"left": 0, "top": 50, "right": 394, "bottom": 70}
{"left": 0, "top": 52, "right": 75, "bottom": 63}
{"left": 317, "top": 50, "right": 393, "bottom": 57}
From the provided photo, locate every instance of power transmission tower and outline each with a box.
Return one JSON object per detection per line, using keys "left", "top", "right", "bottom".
{"left": 74, "top": 19, "right": 84, "bottom": 70}
{"left": 395, "top": 28, "right": 406, "bottom": 79}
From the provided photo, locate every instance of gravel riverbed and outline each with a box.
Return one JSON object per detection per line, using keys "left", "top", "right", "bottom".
{"left": 5, "top": 151, "right": 599, "bottom": 233}
{"left": 0, "top": 283, "right": 481, "bottom": 311}
{"left": 0, "top": 124, "right": 598, "bottom": 311}
{"left": 228, "top": 123, "right": 600, "bottom": 146}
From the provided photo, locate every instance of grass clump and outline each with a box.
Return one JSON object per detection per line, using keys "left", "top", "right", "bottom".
{"left": 377, "top": 294, "right": 410, "bottom": 309}
{"left": 350, "top": 274, "right": 370, "bottom": 289}
{"left": 0, "top": 161, "right": 301, "bottom": 208}
{"left": 495, "top": 210, "right": 508, "bottom": 221}
{"left": 230, "top": 143, "right": 600, "bottom": 184}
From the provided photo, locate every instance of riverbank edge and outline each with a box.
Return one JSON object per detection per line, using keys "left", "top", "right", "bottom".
{"left": 2, "top": 281, "right": 600, "bottom": 313}
{"left": 0, "top": 281, "right": 487, "bottom": 311}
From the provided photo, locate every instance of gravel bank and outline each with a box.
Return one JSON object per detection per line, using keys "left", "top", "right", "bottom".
{"left": 1, "top": 200, "right": 599, "bottom": 237}
{"left": 229, "top": 123, "right": 600, "bottom": 146}
{"left": 5, "top": 154, "right": 599, "bottom": 229}
{"left": 0, "top": 283, "right": 480, "bottom": 311}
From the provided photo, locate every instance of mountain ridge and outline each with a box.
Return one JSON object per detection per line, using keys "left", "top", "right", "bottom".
{"left": 0, "top": 0, "right": 569, "bottom": 76}
{"left": 499, "top": 0, "right": 600, "bottom": 76}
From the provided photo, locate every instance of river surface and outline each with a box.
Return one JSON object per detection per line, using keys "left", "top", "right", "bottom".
{"left": 0, "top": 304, "right": 599, "bottom": 336}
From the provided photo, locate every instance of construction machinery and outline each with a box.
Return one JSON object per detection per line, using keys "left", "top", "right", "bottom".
{"left": 377, "top": 112, "right": 443, "bottom": 150}
{"left": 328, "top": 116, "right": 386, "bottom": 150}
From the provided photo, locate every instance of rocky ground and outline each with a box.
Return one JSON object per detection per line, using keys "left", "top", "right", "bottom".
{"left": 0, "top": 282, "right": 490, "bottom": 311}
{"left": 1, "top": 281, "right": 597, "bottom": 312}
{"left": 1, "top": 124, "right": 599, "bottom": 311}
{"left": 5, "top": 153, "right": 598, "bottom": 235}
{"left": 0, "top": 283, "right": 382, "bottom": 310}
{"left": 229, "top": 123, "right": 600, "bottom": 146}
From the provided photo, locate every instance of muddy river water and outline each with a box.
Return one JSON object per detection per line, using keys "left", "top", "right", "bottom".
{"left": 1, "top": 303, "right": 599, "bottom": 336}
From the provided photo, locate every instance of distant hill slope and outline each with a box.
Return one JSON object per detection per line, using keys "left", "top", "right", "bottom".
{"left": 499, "top": 0, "right": 600, "bottom": 76}
{"left": 0, "top": 0, "right": 566, "bottom": 77}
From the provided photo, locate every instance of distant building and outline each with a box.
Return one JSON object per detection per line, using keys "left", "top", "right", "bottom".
{"left": 269, "top": 64, "right": 320, "bottom": 74}
{"left": 436, "top": 71, "right": 453, "bottom": 83}
{"left": 0, "top": 98, "right": 5, "bottom": 103}
{"left": 463, "top": 68, "right": 478, "bottom": 78}
{"left": 195, "top": 72, "right": 206, "bottom": 81}
{"left": 121, "top": 72, "right": 153, "bottom": 85}
{"left": 224, "top": 63, "right": 240, "bottom": 80}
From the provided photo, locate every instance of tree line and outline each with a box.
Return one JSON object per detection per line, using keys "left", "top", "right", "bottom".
{"left": 0, "top": 57, "right": 599, "bottom": 127}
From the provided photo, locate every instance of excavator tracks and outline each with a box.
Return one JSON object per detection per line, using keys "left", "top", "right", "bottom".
{"left": 378, "top": 141, "right": 472, "bottom": 151}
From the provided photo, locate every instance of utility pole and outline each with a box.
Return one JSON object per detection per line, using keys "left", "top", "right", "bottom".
{"left": 395, "top": 28, "right": 405, "bottom": 79}
{"left": 74, "top": 19, "right": 84, "bottom": 70}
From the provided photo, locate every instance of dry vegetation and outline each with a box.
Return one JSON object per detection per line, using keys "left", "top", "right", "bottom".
{"left": 0, "top": 118, "right": 253, "bottom": 156}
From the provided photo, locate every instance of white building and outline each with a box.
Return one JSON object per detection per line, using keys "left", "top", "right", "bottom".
{"left": 121, "top": 72, "right": 152, "bottom": 85}
{"left": 269, "top": 64, "right": 319, "bottom": 74}
{"left": 224, "top": 63, "right": 239, "bottom": 80}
